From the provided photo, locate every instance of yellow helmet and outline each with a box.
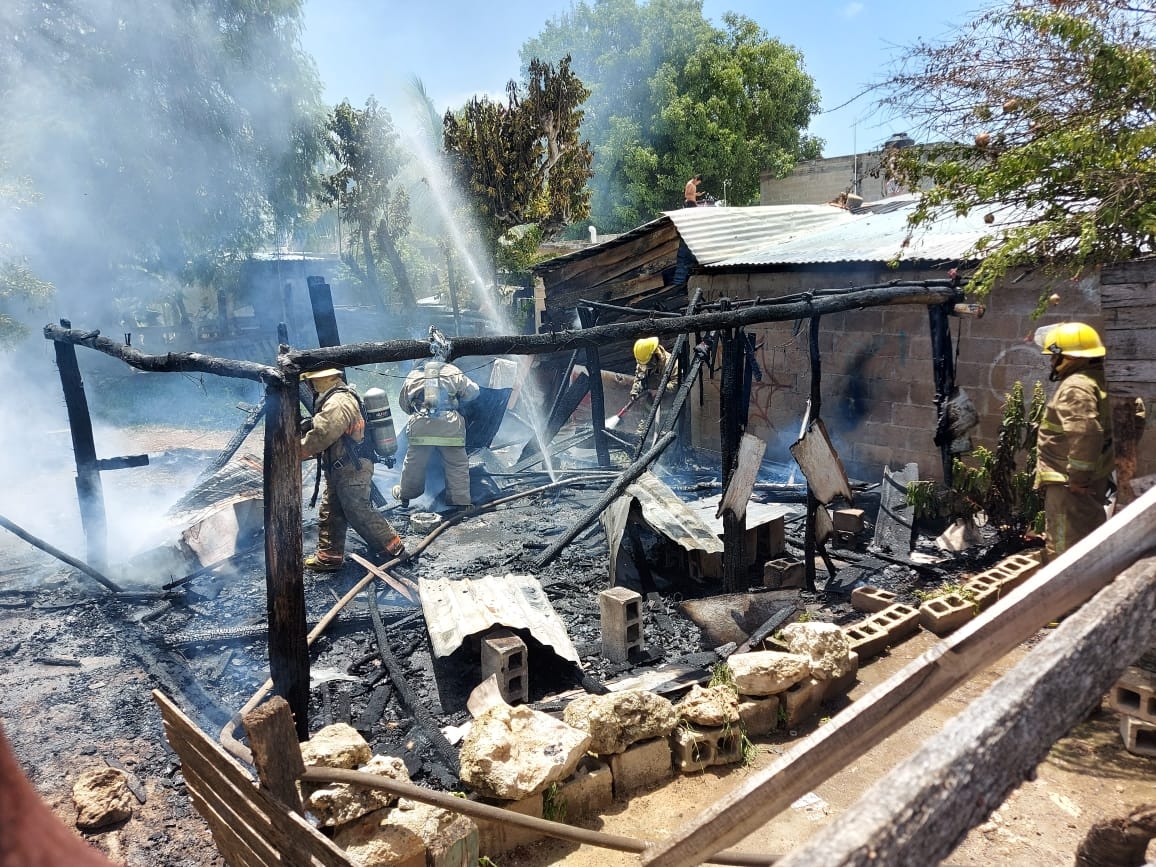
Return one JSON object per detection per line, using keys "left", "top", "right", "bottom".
{"left": 1040, "top": 322, "right": 1105, "bottom": 358}
{"left": 302, "top": 367, "right": 344, "bottom": 381}
{"left": 634, "top": 337, "right": 659, "bottom": 364}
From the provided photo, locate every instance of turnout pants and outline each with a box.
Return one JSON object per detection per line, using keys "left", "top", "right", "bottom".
{"left": 1042, "top": 479, "right": 1110, "bottom": 562}
{"left": 316, "top": 459, "right": 401, "bottom": 558}
{"left": 398, "top": 442, "right": 471, "bottom": 506}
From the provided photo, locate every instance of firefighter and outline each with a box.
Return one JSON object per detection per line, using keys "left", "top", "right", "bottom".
{"left": 1034, "top": 322, "right": 1116, "bottom": 562}
{"left": 393, "top": 357, "right": 480, "bottom": 510}
{"left": 630, "top": 337, "right": 678, "bottom": 436}
{"left": 300, "top": 368, "right": 405, "bottom": 570}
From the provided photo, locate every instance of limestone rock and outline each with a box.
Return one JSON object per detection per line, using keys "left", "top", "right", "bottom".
{"left": 459, "top": 703, "right": 590, "bottom": 800}
{"left": 73, "top": 766, "right": 133, "bottom": 830}
{"left": 563, "top": 689, "right": 678, "bottom": 755}
{"left": 301, "top": 723, "right": 372, "bottom": 769}
{"left": 780, "top": 621, "right": 855, "bottom": 680}
{"left": 727, "top": 651, "right": 811, "bottom": 696}
{"left": 675, "top": 684, "right": 740, "bottom": 727}
{"left": 334, "top": 807, "right": 425, "bottom": 867}
{"left": 305, "top": 754, "right": 409, "bottom": 828}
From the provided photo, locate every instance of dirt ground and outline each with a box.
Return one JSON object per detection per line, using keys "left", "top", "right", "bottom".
{"left": 2, "top": 424, "right": 1155, "bottom": 866}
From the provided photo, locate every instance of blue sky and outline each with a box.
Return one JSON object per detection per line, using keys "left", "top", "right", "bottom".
{"left": 300, "top": 0, "right": 985, "bottom": 159}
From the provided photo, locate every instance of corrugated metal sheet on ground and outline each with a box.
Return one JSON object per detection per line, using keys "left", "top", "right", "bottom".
{"left": 684, "top": 494, "right": 798, "bottom": 535}
{"left": 624, "top": 472, "right": 725, "bottom": 554}
{"left": 419, "top": 573, "right": 580, "bottom": 664}
{"left": 664, "top": 204, "right": 858, "bottom": 265}
{"left": 710, "top": 197, "right": 998, "bottom": 266}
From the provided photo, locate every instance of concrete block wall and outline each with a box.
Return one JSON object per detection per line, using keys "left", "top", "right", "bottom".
{"left": 692, "top": 267, "right": 1104, "bottom": 482}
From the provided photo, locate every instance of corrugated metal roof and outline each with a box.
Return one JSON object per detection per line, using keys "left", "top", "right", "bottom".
{"left": 710, "top": 196, "right": 995, "bottom": 267}
{"left": 664, "top": 204, "right": 858, "bottom": 265}
{"left": 419, "top": 573, "right": 580, "bottom": 664}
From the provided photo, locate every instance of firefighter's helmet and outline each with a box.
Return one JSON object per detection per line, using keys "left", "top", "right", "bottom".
{"left": 302, "top": 367, "right": 343, "bottom": 381}
{"left": 634, "top": 337, "right": 659, "bottom": 365}
{"left": 1040, "top": 322, "right": 1106, "bottom": 358}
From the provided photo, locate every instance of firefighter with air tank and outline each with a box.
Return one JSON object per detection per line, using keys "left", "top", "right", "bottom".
{"left": 1034, "top": 322, "right": 1116, "bottom": 562}
{"left": 299, "top": 368, "right": 405, "bottom": 571}
{"left": 393, "top": 334, "right": 480, "bottom": 511}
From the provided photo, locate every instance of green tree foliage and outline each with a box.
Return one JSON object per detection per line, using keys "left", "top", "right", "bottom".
{"left": 521, "top": 0, "right": 821, "bottom": 231}
{"left": 881, "top": 0, "right": 1156, "bottom": 300}
{"left": 442, "top": 57, "right": 593, "bottom": 254}
{"left": 320, "top": 98, "right": 417, "bottom": 312}
{"left": 0, "top": 172, "right": 54, "bottom": 348}
{"left": 908, "top": 381, "right": 1046, "bottom": 540}
{"left": 0, "top": 0, "right": 325, "bottom": 325}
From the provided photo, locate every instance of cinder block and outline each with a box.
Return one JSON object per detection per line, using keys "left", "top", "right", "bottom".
{"left": 1109, "top": 666, "right": 1156, "bottom": 723}
{"left": 963, "top": 573, "right": 1002, "bottom": 606}
{"left": 918, "top": 594, "right": 976, "bottom": 636}
{"left": 473, "top": 792, "right": 542, "bottom": 858}
{"left": 844, "top": 604, "right": 919, "bottom": 660}
{"left": 833, "top": 508, "right": 866, "bottom": 535}
{"left": 599, "top": 586, "right": 644, "bottom": 664}
{"left": 426, "top": 814, "right": 479, "bottom": 867}
{"left": 737, "top": 695, "right": 780, "bottom": 737}
{"left": 608, "top": 737, "right": 673, "bottom": 797}
{"left": 843, "top": 619, "right": 890, "bottom": 661}
{"left": 555, "top": 756, "right": 612, "bottom": 821}
{"left": 1000, "top": 551, "right": 1042, "bottom": 590}
{"left": 764, "top": 558, "right": 805, "bottom": 590}
{"left": 480, "top": 628, "right": 529, "bottom": 705}
{"left": 1119, "top": 714, "right": 1156, "bottom": 757}
{"left": 851, "top": 586, "right": 897, "bottom": 613}
{"left": 670, "top": 725, "right": 744, "bottom": 773}
{"left": 781, "top": 677, "right": 825, "bottom": 728}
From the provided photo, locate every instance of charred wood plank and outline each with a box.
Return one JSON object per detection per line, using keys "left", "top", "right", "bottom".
{"left": 0, "top": 512, "right": 122, "bottom": 593}
{"left": 578, "top": 306, "right": 612, "bottom": 468}
{"left": 242, "top": 696, "right": 306, "bottom": 815}
{"left": 94, "top": 455, "right": 149, "bottom": 472}
{"left": 365, "top": 591, "right": 459, "bottom": 775}
{"left": 354, "top": 683, "right": 392, "bottom": 738}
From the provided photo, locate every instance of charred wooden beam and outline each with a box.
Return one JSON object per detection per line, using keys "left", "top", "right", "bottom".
{"left": 0, "top": 513, "right": 122, "bottom": 593}
{"left": 577, "top": 306, "right": 611, "bottom": 468}
{"left": 720, "top": 325, "right": 747, "bottom": 593}
{"left": 262, "top": 373, "right": 309, "bottom": 741}
{"left": 51, "top": 320, "right": 108, "bottom": 571}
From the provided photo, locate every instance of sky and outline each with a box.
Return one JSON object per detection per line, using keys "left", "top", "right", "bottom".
{"left": 300, "top": 0, "right": 987, "bottom": 159}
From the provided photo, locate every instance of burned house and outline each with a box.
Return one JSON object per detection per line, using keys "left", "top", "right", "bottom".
{"left": 532, "top": 197, "right": 1155, "bottom": 487}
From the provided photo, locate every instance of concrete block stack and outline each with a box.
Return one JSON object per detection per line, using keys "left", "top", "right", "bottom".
{"left": 1108, "top": 664, "right": 1156, "bottom": 757}
{"left": 916, "top": 550, "right": 1043, "bottom": 636}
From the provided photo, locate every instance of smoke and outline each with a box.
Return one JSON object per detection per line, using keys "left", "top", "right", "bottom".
{"left": 0, "top": 0, "right": 316, "bottom": 580}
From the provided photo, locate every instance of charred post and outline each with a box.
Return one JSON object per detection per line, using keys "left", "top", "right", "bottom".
{"left": 578, "top": 306, "right": 611, "bottom": 468}
{"left": 929, "top": 301, "right": 957, "bottom": 488}
{"left": 306, "top": 276, "right": 341, "bottom": 350}
{"left": 51, "top": 319, "right": 108, "bottom": 571}
{"left": 719, "top": 322, "right": 748, "bottom": 593}
{"left": 805, "top": 315, "right": 822, "bottom": 593}
{"left": 263, "top": 368, "right": 309, "bottom": 741}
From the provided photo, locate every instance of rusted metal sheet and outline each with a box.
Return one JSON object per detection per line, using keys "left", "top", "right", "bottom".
{"left": 788, "top": 419, "right": 854, "bottom": 506}
{"left": 621, "top": 472, "right": 725, "bottom": 554}
{"left": 419, "top": 573, "right": 581, "bottom": 665}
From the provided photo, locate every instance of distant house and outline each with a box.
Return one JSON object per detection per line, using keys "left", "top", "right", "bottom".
{"left": 532, "top": 198, "right": 1152, "bottom": 483}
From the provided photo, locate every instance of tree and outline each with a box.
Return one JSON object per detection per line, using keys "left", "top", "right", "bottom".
{"left": 521, "top": 0, "right": 820, "bottom": 231}
{"left": 319, "top": 98, "right": 416, "bottom": 313}
{"left": 881, "top": 0, "right": 1156, "bottom": 300}
{"left": 0, "top": 0, "right": 326, "bottom": 329}
{"left": 442, "top": 56, "right": 593, "bottom": 254}
{"left": 618, "top": 13, "right": 822, "bottom": 225}
{"left": 0, "top": 173, "right": 54, "bottom": 347}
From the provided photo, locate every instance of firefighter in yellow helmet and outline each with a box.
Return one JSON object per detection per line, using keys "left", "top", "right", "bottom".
{"left": 630, "top": 337, "right": 678, "bottom": 436}
{"left": 1033, "top": 322, "right": 1115, "bottom": 561}
{"left": 299, "top": 368, "right": 405, "bottom": 570}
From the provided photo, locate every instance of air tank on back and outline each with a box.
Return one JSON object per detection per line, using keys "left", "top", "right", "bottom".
{"left": 362, "top": 387, "right": 398, "bottom": 459}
